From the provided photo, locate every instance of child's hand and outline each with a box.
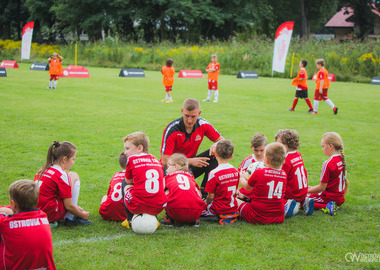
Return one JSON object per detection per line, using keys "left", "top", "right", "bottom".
{"left": 77, "top": 206, "right": 84, "bottom": 212}
{"left": 240, "top": 169, "right": 248, "bottom": 180}
{"left": 82, "top": 212, "right": 90, "bottom": 220}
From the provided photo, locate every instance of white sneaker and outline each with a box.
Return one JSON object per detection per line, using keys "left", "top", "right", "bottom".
{"left": 284, "top": 199, "right": 296, "bottom": 218}
{"left": 213, "top": 100, "right": 218, "bottom": 103}
{"left": 303, "top": 197, "right": 315, "bottom": 216}
{"left": 293, "top": 202, "right": 300, "bottom": 216}
{"left": 203, "top": 99, "right": 210, "bottom": 102}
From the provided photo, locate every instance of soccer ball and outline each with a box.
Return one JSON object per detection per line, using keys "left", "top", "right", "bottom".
{"left": 246, "top": 162, "right": 265, "bottom": 177}
{"left": 131, "top": 214, "right": 159, "bottom": 234}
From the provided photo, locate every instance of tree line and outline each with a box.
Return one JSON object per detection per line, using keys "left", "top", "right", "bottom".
{"left": 0, "top": 0, "right": 379, "bottom": 43}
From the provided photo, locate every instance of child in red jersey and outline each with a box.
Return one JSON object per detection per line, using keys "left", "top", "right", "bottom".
{"left": 161, "top": 154, "right": 206, "bottom": 227}
{"left": 48, "top": 52, "right": 63, "bottom": 89}
{"left": 203, "top": 54, "right": 220, "bottom": 103}
{"left": 238, "top": 142, "right": 292, "bottom": 224}
{"left": 121, "top": 132, "right": 167, "bottom": 228}
{"left": 0, "top": 180, "right": 56, "bottom": 270}
{"left": 275, "top": 129, "right": 314, "bottom": 216}
{"left": 237, "top": 133, "right": 267, "bottom": 202}
{"left": 289, "top": 60, "right": 313, "bottom": 112}
{"left": 161, "top": 58, "right": 175, "bottom": 103}
{"left": 35, "top": 141, "right": 91, "bottom": 227}
{"left": 99, "top": 152, "right": 128, "bottom": 221}
{"left": 310, "top": 59, "right": 338, "bottom": 115}
{"left": 308, "top": 132, "right": 348, "bottom": 216}
{"left": 202, "top": 140, "right": 240, "bottom": 225}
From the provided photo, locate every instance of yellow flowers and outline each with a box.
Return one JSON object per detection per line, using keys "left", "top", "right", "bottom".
{"left": 359, "top": 53, "right": 380, "bottom": 64}
{"left": 0, "top": 39, "right": 59, "bottom": 57}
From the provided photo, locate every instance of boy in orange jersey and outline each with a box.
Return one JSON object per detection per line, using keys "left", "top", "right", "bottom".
{"left": 47, "top": 53, "right": 63, "bottom": 90}
{"left": 203, "top": 54, "right": 220, "bottom": 103}
{"left": 289, "top": 60, "right": 313, "bottom": 112}
{"left": 161, "top": 58, "right": 175, "bottom": 102}
{"left": 310, "top": 59, "right": 338, "bottom": 115}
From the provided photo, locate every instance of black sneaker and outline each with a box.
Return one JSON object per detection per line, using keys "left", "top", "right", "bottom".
{"left": 160, "top": 215, "right": 173, "bottom": 226}
{"left": 200, "top": 189, "right": 208, "bottom": 201}
{"left": 192, "top": 219, "right": 200, "bottom": 228}
{"left": 308, "top": 109, "right": 314, "bottom": 113}
{"left": 64, "top": 216, "right": 92, "bottom": 226}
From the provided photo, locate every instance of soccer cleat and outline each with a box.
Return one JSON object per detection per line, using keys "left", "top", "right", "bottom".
{"left": 47, "top": 87, "right": 52, "bottom": 89}
{"left": 284, "top": 199, "right": 297, "bottom": 218}
{"left": 288, "top": 108, "right": 294, "bottom": 111}
{"left": 200, "top": 189, "right": 208, "bottom": 201}
{"left": 161, "top": 99, "right": 168, "bottom": 103}
{"left": 192, "top": 219, "right": 200, "bottom": 228}
{"left": 49, "top": 222, "right": 59, "bottom": 229}
{"left": 303, "top": 198, "right": 315, "bottom": 216}
{"left": 203, "top": 99, "right": 210, "bottom": 102}
{"left": 292, "top": 202, "right": 300, "bottom": 216}
{"left": 121, "top": 219, "right": 132, "bottom": 229}
{"left": 321, "top": 201, "right": 337, "bottom": 216}
{"left": 219, "top": 217, "right": 237, "bottom": 225}
{"left": 64, "top": 216, "right": 92, "bottom": 226}
{"left": 308, "top": 109, "right": 314, "bottom": 113}
{"left": 160, "top": 215, "right": 173, "bottom": 226}
{"left": 52, "top": 87, "right": 56, "bottom": 90}
{"left": 333, "top": 107, "right": 338, "bottom": 115}
{"left": 213, "top": 100, "right": 218, "bottom": 103}
{"left": 310, "top": 111, "right": 317, "bottom": 115}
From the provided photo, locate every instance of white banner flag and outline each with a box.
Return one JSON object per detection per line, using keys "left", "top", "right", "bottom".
{"left": 272, "top": 21, "right": 294, "bottom": 73}
{"left": 21, "top": 22, "right": 34, "bottom": 60}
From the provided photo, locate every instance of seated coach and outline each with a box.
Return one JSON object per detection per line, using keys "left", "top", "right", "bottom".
{"left": 161, "top": 98, "right": 224, "bottom": 197}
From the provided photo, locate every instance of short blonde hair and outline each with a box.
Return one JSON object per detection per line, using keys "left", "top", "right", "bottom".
{"left": 211, "top": 54, "right": 217, "bottom": 58}
{"left": 275, "top": 129, "right": 299, "bottom": 150}
{"left": 251, "top": 133, "right": 267, "bottom": 148}
{"left": 168, "top": 153, "right": 189, "bottom": 171}
{"left": 265, "top": 142, "right": 286, "bottom": 168}
{"left": 316, "top": 59, "right": 325, "bottom": 66}
{"left": 123, "top": 132, "right": 149, "bottom": 153}
{"left": 9, "top": 180, "right": 39, "bottom": 210}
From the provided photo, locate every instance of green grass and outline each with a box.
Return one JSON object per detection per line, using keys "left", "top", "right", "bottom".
{"left": 0, "top": 64, "right": 379, "bottom": 269}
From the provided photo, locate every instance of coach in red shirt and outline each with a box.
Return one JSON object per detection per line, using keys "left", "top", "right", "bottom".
{"left": 161, "top": 98, "right": 224, "bottom": 195}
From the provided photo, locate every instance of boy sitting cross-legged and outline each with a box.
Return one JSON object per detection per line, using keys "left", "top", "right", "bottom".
{"left": 238, "top": 142, "right": 290, "bottom": 224}
{"left": 121, "top": 132, "right": 167, "bottom": 228}
{"left": 202, "top": 139, "right": 240, "bottom": 225}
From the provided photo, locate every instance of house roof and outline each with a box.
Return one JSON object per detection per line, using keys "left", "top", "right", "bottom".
{"left": 326, "top": 6, "right": 380, "bottom": 28}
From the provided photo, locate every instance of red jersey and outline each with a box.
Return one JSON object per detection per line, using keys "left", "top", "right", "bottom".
{"left": 245, "top": 168, "right": 287, "bottom": 224}
{"left": 161, "top": 117, "right": 221, "bottom": 158}
{"left": 291, "top": 68, "right": 308, "bottom": 90}
{"left": 282, "top": 151, "right": 308, "bottom": 202}
{"left": 161, "top": 65, "right": 175, "bottom": 87}
{"left": 165, "top": 171, "right": 205, "bottom": 210}
{"left": 35, "top": 165, "right": 72, "bottom": 222}
{"left": 316, "top": 67, "right": 330, "bottom": 89}
{"left": 99, "top": 170, "right": 128, "bottom": 221}
{"left": 0, "top": 210, "right": 56, "bottom": 270}
{"left": 320, "top": 154, "right": 345, "bottom": 200}
{"left": 49, "top": 58, "right": 62, "bottom": 75}
{"left": 238, "top": 154, "right": 259, "bottom": 172}
{"left": 125, "top": 153, "right": 167, "bottom": 209}
{"left": 207, "top": 62, "right": 220, "bottom": 81}
{"left": 205, "top": 163, "right": 239, "bottom": 215}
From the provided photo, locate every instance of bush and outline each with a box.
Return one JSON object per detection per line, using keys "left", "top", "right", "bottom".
{"left": 0, "top": 38, "right": 379, "bottom": 82}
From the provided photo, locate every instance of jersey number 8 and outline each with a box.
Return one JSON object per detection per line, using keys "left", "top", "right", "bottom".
{"left": 145, "top": 169, "right": 160, "bottom": 194}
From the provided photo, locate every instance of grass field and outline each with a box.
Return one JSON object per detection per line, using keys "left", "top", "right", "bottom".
{"left": 0, "top": 64, "right": 379, "bottom": 269}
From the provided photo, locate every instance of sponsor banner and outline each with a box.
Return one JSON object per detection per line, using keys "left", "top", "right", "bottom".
{"left": 0, "top": 67, "right": 7, "bottom": 77}
{"left": 61, "top": 68, "right": 90, "bottom": 78}
{"left": 68, "top": 65, "right": 84, "bottom": 69}
{"left": 371, "top": 77, "right": 380, "bottom": 85}
{"left": 237, "top": 71, "right": 258, "bottom": 79}
{"left": 312, "top": 73, "right": 337, "bottom": 82}
{"left": 119, "top": 68, "right": 145, "bottom": 77}
{"left": 272, "top": 21, "right": 294, "bottom": 73}
{"left": 30, "top": 63, "right": 49, "bottom": 71}
{"left": 21, "top": 22, "right": 34, "bottom": 60}
{"left": 0, "top": 61, "right": 19, "bottom": 68}
{"left": 178, "top": 70, "right": 203, "bottom": 78}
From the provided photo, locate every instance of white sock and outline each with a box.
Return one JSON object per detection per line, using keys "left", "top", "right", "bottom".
{"left": 64, "top": 180, "right": 80, "bottom": 220}
{"left": 214, "top": 90, "right": 219, "bottom": 101}
{"left": 324, "top": 99, "right": 335, "bottom": 109}
{"left": 53, "top": 80, "right": 58, "bottom": 88}
{"left": 165, "top": 93, "right": 169, "bottom": 100}
{"left": 313, "top": 100, "right": 319, "bottom": 112}
{"left": 207, "top": 90, "right": 212, "bottom": 100}
{"left": 169, "top": 96, "right": 173, "bottom": 101}
{"left": 49, "top": 81, "right": 52, "bottom": 88}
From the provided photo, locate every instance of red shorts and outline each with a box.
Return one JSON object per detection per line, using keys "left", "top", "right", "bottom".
{"left": 50, "top": 75, "right": 59, "bottom": 80}
{"left": 165, "top": 86, "right": 173, "bottom": 92}
{"left": 208, "top": 80, "right": 218, "bottom": 90}
{"left": 124, "top": 187, "right": 164, "bottom": 216}
{"left": 166, "top": 207, "right": 203, "bottom": 223}
{"left": 307, "top": 192, "right": 345, "bottom": 209}
{"left": 314, "top": 88, "right": 328, "bottom": 101}
{"left": 239, "top": 202, "right": 284, "bottom": 225}
{"left": 99, "top": 200, "right": 128, "bottom": 221}
{"left": 47, "top": 200, "right": 67, "bottom": 222}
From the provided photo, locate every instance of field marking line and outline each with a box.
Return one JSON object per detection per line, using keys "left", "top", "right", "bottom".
{"left": 53, "top": 233, "right": 131, "bottom": 246}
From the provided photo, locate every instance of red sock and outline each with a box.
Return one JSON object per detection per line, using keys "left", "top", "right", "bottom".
{"left": 305, "top": 98, "right": 313, "bottom": 110}
{"left": 314, "top": 202, "right": 327, "bottom": 210}
{"left": 291, "top": 98, "right": 298, "bottom": 110}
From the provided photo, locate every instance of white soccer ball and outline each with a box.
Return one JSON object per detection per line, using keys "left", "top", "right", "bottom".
{"left": 246, "top": 162, "right": 265, "bottom": 177}
{"left": 131, "top": 214, "right": 158, "bottom": 234}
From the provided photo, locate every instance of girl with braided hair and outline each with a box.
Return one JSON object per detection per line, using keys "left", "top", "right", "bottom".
{"left": 35, "top": 141, "right": 91, "bottom": 227}
{"left": 307, "top": 132, "right": 348, "bottom": 216}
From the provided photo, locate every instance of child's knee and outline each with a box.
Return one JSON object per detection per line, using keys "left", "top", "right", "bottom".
{"left": 101, "top": 195, "right": 107, "bottom": 204}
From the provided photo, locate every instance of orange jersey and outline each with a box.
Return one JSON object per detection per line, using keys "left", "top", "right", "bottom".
{"left": 291, "top": 68, "right": 308, "bottom": 90}
{"left": 207, "top": 62, "right": 220, "bottom": 81}
{"left": 161, "top": 66, "right": 175, "bottom": 86}
{"left": 49, "top": 59, "right": 62, "bottom": 75}
{"left": 316, "top": 67, "right": 330, "bottom": 89}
